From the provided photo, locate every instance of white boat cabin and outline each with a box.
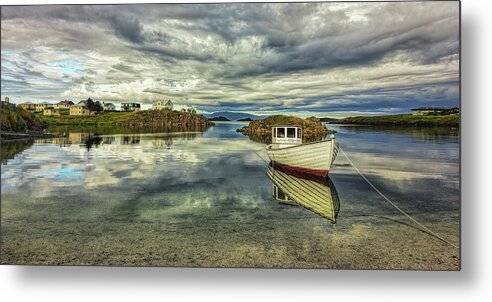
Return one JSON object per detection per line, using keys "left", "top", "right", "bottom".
{"left": 271, "top": 125, "right": 302, "bottom": 147}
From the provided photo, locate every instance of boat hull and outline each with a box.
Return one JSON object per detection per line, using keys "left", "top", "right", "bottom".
{"left": 269, "top": 162, "right": 330, "bottom": 183}
{"left": 266, "top": 139, "right": 338, "bottom": 177}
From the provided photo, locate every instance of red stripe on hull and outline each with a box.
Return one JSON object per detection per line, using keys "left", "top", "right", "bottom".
{"left": 270, "top": 161, "right": 329, "bottom": 185}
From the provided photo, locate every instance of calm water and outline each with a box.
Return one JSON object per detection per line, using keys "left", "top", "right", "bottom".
{"left": 0, "top": 122, "right": 460, "bottom": 269}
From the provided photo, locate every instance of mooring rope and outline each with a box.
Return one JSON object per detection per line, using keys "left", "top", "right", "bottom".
{"left": 338, "top": 146, "right": 458, "bottom": 248}
{"left": 253, "top": 150, "right": 270, "bottom": 164}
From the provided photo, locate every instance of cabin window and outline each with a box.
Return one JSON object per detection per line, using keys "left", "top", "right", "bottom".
{"left": 287, "top": 128, "right": 296, "bottom": 138}
{"left": 275, "top": 186, "right": 287, "bottom": 201}
{"left": 297, "top": 128, "right": 302, "bottom": 139}
{"left": 277, "top": 128, "right": 285, "bottom": 138}
{"left": 277, "top": 189, "right": 286, "bottom": 201}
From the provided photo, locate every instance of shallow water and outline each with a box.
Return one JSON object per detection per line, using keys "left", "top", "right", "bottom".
{"left": 0, "top": 122, "right": 460, "bottom": 269}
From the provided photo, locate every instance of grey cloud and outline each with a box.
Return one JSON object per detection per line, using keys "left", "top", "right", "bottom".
{"left": 1, "top": 2, "right": 460, "bottom": 115}
{"left": 111, "top": 63, "right": 136, "bottom": 73}
{"left": 105, "top": 13, "right": 144, "bottom": 43}
{"left": 136, "top": 45, "right": 214, "bottom": 63}
{"left": 2, "top": 5, "right": 144, "bottom": 43}
{"left": 2, "top": 3, "right": 459, "bottom": 69}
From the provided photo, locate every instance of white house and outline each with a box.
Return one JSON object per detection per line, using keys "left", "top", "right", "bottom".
{"left": 121, "top": 102, "right": 141, "bottom": 112}
{"left": 153, "top": 99, "right": 174, "bottom": 110}
{"left": 55, "top": 100, "right": 74, "bottom": 109}
{"left": 34, "top": 102, "right": 51, "bottom": 112}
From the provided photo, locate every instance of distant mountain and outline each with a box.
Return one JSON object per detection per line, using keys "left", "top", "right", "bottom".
{"left": 209, "top": 116, "right": 230, "bottom": 121}
{"left": 205, "top": 111, "right": 261, "bottom": 121}
{"left": 318, "top": 117, "right": 340, "bottom": 123}
{"left": 237, "top": 117, "right": 253, "bottom": 122}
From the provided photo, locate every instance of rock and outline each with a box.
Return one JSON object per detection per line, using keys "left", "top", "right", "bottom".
{"left": 236, "top": 115, "right": 329, "bottom": 144}
{"left": 124, "top": 109, "right": 214, "bottom": 131}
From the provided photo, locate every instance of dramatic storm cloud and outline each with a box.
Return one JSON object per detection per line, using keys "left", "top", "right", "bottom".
{"left": 0, "top": 2, "right": 459, "bottom": 116}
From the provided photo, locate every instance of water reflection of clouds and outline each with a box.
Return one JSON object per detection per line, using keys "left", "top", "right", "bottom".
{"left": 331, "top": 150, "right": 459, "bottom": 215}
{"left": 90, "top": 153, "right": 273, "bottom": 223}
{"left": 1, "top": 124, "right": 460, "bottom": 223}
{"left": 1, "top": 145, "right": 86, "bottom": 196}
{"left": 1, "top": 134, "right": 267, "bottom": 203}
{"left": 54, "top": 166, "right": 83, "bottom": 181}
{"left": 335, "top": 152, "right": 458, "bottom": 182}
{"left": 334, "top": 151, "right": 459, "bottom": 197}
{"left": 330, "top": 125, "right": 459, "bottom": 162}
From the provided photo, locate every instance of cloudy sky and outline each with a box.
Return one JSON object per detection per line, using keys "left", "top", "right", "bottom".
{"left": 1, "top": 2, "right": 460, "bottom": 117}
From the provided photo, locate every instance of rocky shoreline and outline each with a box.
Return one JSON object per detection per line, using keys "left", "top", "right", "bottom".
{"left": 0, "top": 131, "right": 57, "bottom": 142}
{"left": 123, "top": 109, "right": 214, "bottom": 131}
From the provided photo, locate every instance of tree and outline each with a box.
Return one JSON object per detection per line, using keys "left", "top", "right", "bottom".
{"left": 85, "top": 98, "right": 103, "bottom": 112}
{"left": 94, "top": 101, "right": 103, "bottom": 112}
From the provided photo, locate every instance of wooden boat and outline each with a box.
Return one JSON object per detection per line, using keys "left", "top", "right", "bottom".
{"left": 267, "top": 165, "right": 340, "bottom": 223}
{"left": 265, "top": 125, "right": 338, "bottom": 177}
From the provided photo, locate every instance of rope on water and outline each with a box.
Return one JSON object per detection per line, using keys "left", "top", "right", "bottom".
{"left": 339, "top": 146, "right": 458, "bottom": 249}
{"left": 253, "top": 150, "right": 270, "bottom": 164}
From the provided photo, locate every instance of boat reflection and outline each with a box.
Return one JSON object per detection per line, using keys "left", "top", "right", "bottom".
{"left": 267, "top": 163, "right": 340, "bottom": 223}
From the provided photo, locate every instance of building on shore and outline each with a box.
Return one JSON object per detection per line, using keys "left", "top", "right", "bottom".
{"left": 18, "top": 102, "right": 36, "bottom": 111}
{"left": 70, "top": 105, "right": 91, "bottom": 116}
{"left": 121, "top": 102, "right": 141, "bottom": 112}
{"left": 1, "top": 97, "right": 16, "bottom": 109}
{"left": 153, "top": 99, "right": 173, "bottom": 110}
{"left": 43, "top": 108, "right": 61, "bottom": 116}
{"left": 102, "top": 102, "right": 116, "bottom": 111}
{"left": 55, "top": 100, "right": 74, "bottom": 109}
{"left": 411, "top": 107, "right": 460, "bottom": 116}
{"left": 34, "top": 102, "right": 51, "bottom": 112}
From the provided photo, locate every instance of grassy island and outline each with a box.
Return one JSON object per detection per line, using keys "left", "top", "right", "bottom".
{"left": 332, "top": 114, "right": 459, "bottom": 127}
{"left": 236, "top": 115, "right": 329, "bottom": 144}
{"left": 37, "top": 109, "right": 213, "bottom": 133}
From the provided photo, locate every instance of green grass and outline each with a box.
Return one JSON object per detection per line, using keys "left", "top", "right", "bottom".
{"left": 338, "top": 114, "right": 460, "bottom": 126}
{"left": 37, "top": 110, "right": 213, "bottom": 134}
{"left": 36, "top": 111, "right": 140, "bottom": 134}
{"left": 37, "top": 111, "right": 136, "bottom": 126}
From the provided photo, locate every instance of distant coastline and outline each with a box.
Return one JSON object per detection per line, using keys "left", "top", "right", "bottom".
{"left": 36, "top": 109, "right": 213, "bottom": 133}
{"left": 208, "top": 116, "right": 230, "bottom": 121}
{"left": 320, "top": 114, "right": 459, "bottom": 127}
{"left": 2, "top": 99, "right": 460, "bottom": 143}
